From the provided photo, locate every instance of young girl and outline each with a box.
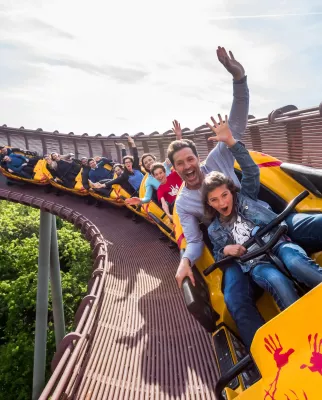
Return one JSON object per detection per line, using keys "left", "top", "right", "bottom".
{"left": 202, "top": 114, "right": 322, "bottom": 313}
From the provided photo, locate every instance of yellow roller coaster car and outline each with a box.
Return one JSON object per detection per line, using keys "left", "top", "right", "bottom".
{"left": 173, "top": 150, "right": 322, "bottom": 399}
{"left": 0, "top": 159, "right": 50, "bottom": 186}
{"left": 47, "top": 168, "right": 89, "bottom": 197}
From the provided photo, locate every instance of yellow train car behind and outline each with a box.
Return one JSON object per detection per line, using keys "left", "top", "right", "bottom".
{"left": 0, "top": 160, "right": 50, "bottom": 186}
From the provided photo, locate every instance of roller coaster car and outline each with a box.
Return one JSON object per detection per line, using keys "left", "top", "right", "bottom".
{"left": 173, "top": 151, "right": 322, "bottom": 399}
{"left": 88, "top": 164, "right": 125, "bottom": 207}
{"left": 46, "top": 168, "right": 89, "bottom": 197}
{"left": 89, "top": 185, "right": 126, "bottom": 207}
{"left": 0, "top": 158, "right": 50, "bottom": 186}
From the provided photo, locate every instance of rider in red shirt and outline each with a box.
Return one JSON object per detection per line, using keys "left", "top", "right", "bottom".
{"left": 151, "top": 162, "right": 183, "bottom": 221}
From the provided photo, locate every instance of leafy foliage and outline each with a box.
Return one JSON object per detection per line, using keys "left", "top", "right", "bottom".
{"left": 0, "top": 201, "right": 92, "bottom": 399}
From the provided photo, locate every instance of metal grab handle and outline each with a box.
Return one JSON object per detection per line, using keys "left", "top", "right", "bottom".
{"left": 244, "top": 190, "right": 309, "bottom": 245}
{"left": 239, "top": 225, "right": 287, "bottom": 262}
{"left": 215, "top": 354, "right": 253, "bottom": 400}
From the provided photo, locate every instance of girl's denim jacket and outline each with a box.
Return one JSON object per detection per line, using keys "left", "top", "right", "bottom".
{"left": 207, "top": 141, "right": 286, "bottom": 273}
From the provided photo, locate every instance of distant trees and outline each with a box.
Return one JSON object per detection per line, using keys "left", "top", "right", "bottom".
{"left": 0, "top": 201, "right": 92, "bottom": 399}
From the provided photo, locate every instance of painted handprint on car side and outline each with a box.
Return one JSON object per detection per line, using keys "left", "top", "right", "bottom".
{"left": 263, "top": 334, "right": 295, "bottom": 400}
{"left": 265, "top": 334, "right": 295, "bottom": 369}
{"left": 300, "top": 333, "right": 322, "bottom": 375}
{"left": 284, "top": 389, "right": 308, "bottom": 400}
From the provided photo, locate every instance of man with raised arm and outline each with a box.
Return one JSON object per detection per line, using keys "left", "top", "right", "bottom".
{"left": 167, "top": 47, "right": 267, "bottom": 348}
{"left": 169, "top": 47, "right": 322, "bottom": 350}
{"left": 169, "top": 47, "right": 250, "bottom": 285}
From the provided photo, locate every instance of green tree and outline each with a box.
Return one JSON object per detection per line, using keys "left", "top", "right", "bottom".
{"left": 0, "top": 201, "right": 92, "bottom": 399}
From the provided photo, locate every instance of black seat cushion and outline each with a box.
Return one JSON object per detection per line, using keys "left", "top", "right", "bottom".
{"left": 281, "top": 163, "right": 322, "bottom": 198}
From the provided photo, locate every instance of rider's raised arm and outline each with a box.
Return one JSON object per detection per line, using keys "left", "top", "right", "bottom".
{"left": 176, "top": 200, "right": 204, "bottom": 265}
{"left": 204, "top": 48, "right": 249, "bottom": 183}
{"left": 140, "top": 182, "right": 153, "bottom": 204}
{"left": 132, "top": 146, "right": 141, "bottom": 170}
{"left": 228, "top": 76, "right": 249, "bottom": 141}
{"left": 127, "top": 137, "right": 141, "bottom": 170}
{"left": 206, "top": 114, "right": 260, "bottom": 201}
{"left": 204, "top": 79, "right": 249, "bottom": 178}
{"left": 115, "top": 142, "right": 127, "bottom": 161}
{"left": 218, "top": 47, "right": 248, "bottom": 141}
{"left": 229, "top": 142, "right": 260, "bottom": 200}
{"left": 121, "top": 148, "right": 127, "bottom": 158}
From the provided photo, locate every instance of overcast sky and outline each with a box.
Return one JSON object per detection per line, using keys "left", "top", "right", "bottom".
{"left": 1, "top": 0, "right": 322, "bottom": 136}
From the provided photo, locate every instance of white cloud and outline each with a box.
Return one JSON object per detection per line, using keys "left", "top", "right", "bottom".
{"left": 0, "top": 0, "right": 322, "bottom": 135}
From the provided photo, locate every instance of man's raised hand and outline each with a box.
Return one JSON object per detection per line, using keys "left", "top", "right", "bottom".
{"left": 217, "top": 47, "right": 245, "bottom": 81}
{"left": 172, "top": 120, "right": 182, "bottom": 140}
{"left": 206, "top": 114, "right": 236, "bottom": 147}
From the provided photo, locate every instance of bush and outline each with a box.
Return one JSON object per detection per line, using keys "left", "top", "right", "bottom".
{"left": 0, "top": 201, "right": 92, "bottom": 399}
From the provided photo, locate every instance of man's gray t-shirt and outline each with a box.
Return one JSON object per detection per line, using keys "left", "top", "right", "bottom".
{"left": 176, "top": 77, "right": 249, "bottom": 264}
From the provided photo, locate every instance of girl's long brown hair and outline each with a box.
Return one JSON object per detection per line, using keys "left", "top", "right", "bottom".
{"left": 201, "top": 171, "right": 239, "bottom": 219}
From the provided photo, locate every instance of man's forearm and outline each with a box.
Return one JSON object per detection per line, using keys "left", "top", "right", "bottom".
{"left": 177, "top": 202, "right": 204, "bottom": 265}
{"left": 228, "top": 77, "right": 249, "bottom": 141}
{"left": 182, "top": 242, "right": 204, "bottom": 266}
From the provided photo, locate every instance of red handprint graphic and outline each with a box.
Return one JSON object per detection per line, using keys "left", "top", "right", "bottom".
{"left": 300, "top": 333, "right": 322, "bottom": 375}
{"left": 263, "top": 334, "right": 295, "bottom": 400}
{"left": 265, "top": 334, "right": 295, "bottom": 369}
{"left": 284, "top": 389, "right": 308, "bottom": 400}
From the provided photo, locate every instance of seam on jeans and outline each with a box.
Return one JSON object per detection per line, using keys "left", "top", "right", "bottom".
{"left": 250, "top": 273, "right": 287, "bottom": 310}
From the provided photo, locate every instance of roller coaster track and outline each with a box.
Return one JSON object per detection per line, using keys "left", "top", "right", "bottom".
{"left": 0, "top": 102, "right": 321, "bottom": 398}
